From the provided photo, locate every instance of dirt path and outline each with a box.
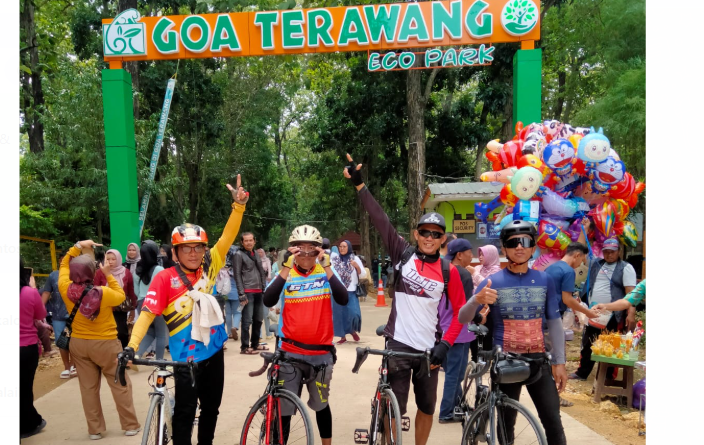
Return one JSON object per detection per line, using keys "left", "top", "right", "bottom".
{"left": 26, "top": 299, "right": 642, "bottom": 444}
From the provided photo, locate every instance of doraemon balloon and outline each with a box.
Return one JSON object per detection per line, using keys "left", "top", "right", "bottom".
{"left": 577, "top": 127, "right": 611, "bottom": 168}
{"left": 589, "top": 157, "right": 625, "bottom": 194}
{"left": 542, "top": 139, "right": 575, "bottom": 177}
{"left": 510, "top": 166, "right": 544, "bottom": 201}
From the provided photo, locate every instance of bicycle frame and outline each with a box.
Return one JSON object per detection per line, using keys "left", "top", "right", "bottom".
{"left": 264, "top": 362, "right": 284, "bottom": 445}
{"left": 368, "top": 353, "right": 393, "bottom": 440}
{"left": 151, "top": 368, "right": 173, "bottom": 444}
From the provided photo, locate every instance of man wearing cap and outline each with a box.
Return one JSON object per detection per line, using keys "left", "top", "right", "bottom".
{"left": 344, "top": 155, "right": 470, "bottom": 445}
{"left": 438, "top": 238, "right": 479, "bottom": 423}
{"left": 569, "top": 238, "right": 636, "bottom": 380}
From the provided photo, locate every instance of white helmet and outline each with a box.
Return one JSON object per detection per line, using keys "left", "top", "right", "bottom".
{"left": 289, "top": 225, "right": 323, "bottom": 246}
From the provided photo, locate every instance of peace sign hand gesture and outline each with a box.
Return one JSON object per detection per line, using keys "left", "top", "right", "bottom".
{"left": 227, "top": 174, "right": 249, "bottom": 205}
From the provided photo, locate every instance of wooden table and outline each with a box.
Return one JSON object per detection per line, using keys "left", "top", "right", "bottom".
{"left": 592, "top": 354, "right": 637, "bottom": 406}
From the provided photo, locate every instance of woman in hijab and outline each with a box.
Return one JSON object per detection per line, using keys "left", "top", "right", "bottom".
{"left": 123, "top": 242, "right": 140, "bottom": 275}
{"left": 159, "top": 244, "right": 177, "bottom": 269}
{"left": 94, "top": 249, "right": 137, "bottom": 348}
{"left": 469, "top": 245, "right": 502, "bottom": 286}
{"left": 20, "top": 259, "right": 47, "bottom": 439}
{"left": 330, "top": 240, "right": 366, "bottom": 344}
{"left": 133, "top": 241, "right": 168, "bottom": 360}
{"left": 58, "top": 240, "right": 140, "bottom": 440}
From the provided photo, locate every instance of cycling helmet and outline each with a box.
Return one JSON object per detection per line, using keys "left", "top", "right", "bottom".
{"left": 500, "top": 220, "right": 537, "bottom": 245}
{"left": 171, "top": 223, "right": 208, "bottom": 246}
{"left": 289, "top": 225, "right": 323, "bottom": 246}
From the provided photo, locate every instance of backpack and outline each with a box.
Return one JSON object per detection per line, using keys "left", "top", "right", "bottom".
{"left": 396, "top": 246, "right": 452, "bottom": 309}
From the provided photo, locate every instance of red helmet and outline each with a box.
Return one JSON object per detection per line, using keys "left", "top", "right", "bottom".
{"left": 171, "top": 223, "right": 208, "bottom": 246}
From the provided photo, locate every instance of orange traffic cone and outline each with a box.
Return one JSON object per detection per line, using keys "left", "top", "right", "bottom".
{"left": 375, "top": 279, "right": 387, "bottom": 307}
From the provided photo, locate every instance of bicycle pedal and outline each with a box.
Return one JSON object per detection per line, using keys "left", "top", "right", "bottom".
{"left": 354, "top": 428, "right": 369, "bottom": 444}
{"left": 401, "top": 416, "right": 411, "bottom": 432}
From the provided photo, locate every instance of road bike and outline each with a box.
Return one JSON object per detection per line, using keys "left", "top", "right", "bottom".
{"left": 460, "top": 325, "right": 549, "bottom": 445}
{"left": 116, "top": 356, "right": 196, "bottom": 445}
{"left": 242, "top": 348, "right": 317, "bottom": 445}
{"left": 454, "top": 324, "right": 492, "bottom": 426}
{"left": 351, "top": 325, "right": 431, "bottom": 445}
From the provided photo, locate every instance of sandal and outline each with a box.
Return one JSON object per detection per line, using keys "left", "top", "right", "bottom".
{"left": 336, "top": 338, "right": 347, "bottom": 345}
{"left": 254, "top": 345, "right": 269, "bottom": 351}
{"left": 69, "top": 366, "right": 78, "bottom": 378}
{"left": 559, "top": 397, "right": 574, "bottom": 407}
{"left": 240, "top": 349, "right": 258, "bottom": 355}
{"left": 60, "top": 369, "right": 71, "bottom": 379}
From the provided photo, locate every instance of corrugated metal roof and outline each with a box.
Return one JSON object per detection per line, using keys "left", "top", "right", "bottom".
{"left": 428, "top": 182, "right": 503, "bottom": 195}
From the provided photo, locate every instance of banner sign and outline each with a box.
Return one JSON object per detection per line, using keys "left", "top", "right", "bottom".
{"left": 138, "top": 78, "right": 176, "bottom": 237}
{"left": 103, "top": 0, "right": 539, "bottom": 61}
{"left": 453, "top": 219, "right": 476, "bottom": 234}
{"left": 368, "top": 44, "right": 494, "bottom": 71}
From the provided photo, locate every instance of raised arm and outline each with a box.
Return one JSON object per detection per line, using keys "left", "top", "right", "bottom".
{"left": 343, "top": 154, "right": 407, "bottom": 263}
{"left": 213, "top": 174, "right": 249, "bottom": 261}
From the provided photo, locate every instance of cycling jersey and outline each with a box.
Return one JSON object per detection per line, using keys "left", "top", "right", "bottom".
{"left": 358, "top": 188, "right": 466, "bottom": 351}
{"left": 263, "top": 264, "right": 348, "bottom": 355}
{"left": 140, "top": 266, "right": 227, "bottom": 362}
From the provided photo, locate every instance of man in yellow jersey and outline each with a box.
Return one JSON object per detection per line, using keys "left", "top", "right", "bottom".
{"left": 120, "top": 175, "right": 249, "bottom": 445}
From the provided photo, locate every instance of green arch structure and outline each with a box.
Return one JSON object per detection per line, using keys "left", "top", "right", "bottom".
{"left": 102, "top": 50, "right": 541, "bottom": 259}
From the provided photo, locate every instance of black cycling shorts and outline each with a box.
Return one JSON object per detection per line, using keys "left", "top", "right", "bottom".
{"left": 386, "top": 339, "right": 439, "bottom": 416}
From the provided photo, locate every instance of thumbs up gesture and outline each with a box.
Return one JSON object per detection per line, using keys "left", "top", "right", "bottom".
{"left": 475, "top": 279, "right": 498, "bottom": 305}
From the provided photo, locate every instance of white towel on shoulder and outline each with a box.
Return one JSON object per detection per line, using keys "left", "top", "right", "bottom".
{"left": 188, "top": 278, "right": 224, "bottom": 347}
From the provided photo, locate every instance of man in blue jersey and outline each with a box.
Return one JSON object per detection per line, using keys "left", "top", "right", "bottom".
{"left": 459, "top": 220, "right": 567, "bottom": 445}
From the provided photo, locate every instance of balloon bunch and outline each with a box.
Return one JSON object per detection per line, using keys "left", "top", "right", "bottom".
{"left": 475, "top": 120, "right": 645, "bottom": 269}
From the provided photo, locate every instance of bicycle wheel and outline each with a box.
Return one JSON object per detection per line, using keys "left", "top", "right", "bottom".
{"left": 240, "top": 389, "right": 314, "bottom": 445}
{"left": 461, "top": 398, "right": 547, "bottom": 445}
{"left": 142, "top": 394, "right": 168, "bottom": 445}
{"left": 375, "top": 388, "right": 402, "bottom": 445}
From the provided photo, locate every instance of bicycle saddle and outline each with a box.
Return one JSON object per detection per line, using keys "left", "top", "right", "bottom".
{"left": 468, "top": 324, "right": 489, "bottom": 336}
{"left": 375, "top": 325, "right": 386, "bottom": 337}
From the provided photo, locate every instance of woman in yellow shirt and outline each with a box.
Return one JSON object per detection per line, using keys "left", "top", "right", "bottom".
{"left": 59, "top": 241, "right": 141, "bottom": 440}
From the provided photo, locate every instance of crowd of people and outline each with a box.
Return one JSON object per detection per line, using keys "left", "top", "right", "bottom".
{"left": 19, "top": 163, "right": 645, "bottom": 445}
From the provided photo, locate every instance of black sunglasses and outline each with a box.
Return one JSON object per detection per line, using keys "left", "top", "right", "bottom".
{"left": 418, "top": 229, "right": 444, "bottom": 240}
{"left": 504, "top": 237, "right": 536, "bottom": 249}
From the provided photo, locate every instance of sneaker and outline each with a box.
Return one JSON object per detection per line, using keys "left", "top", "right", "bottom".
{"left": 89, "top": 433, "right": 102, "bottom": 440}
{"left": 60, "top": 369, "right": 71, "bottom": 379}
{"left": 125, "top": 428, "right": 141, "bottom": 436}
{"left": 351, "top": 332, "right": 361, "bottom": 342}
{"left": 568, "top": 372, "right": 586, "bottom": 381}
{"left": 336, "top": 337, "right": 347, "bottom": 345}
{"left": 69, "top": 365, "right": 78, "bottom": 378}
{"left": 20, "top": 419, "right": 47, "bottom": 439}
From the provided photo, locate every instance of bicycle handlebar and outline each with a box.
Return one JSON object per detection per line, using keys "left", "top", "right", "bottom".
{"left": 352, "top": 347, "right": 432, "bottom": 377}
{"left": 115, "top": 355, "right": 197, "bottom": 388}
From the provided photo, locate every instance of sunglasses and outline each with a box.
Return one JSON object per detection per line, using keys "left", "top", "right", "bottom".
{"left": 293, "top": 246, "right": 319, "bottom": 257}
{"left": 417, "top": 229, "right": 444, "bottom": 240}
{"left": 503, "top": 237, "right": 536, "bottom": 249}
{"left": 180, "top": 245, "right": 205, "bottom": 254}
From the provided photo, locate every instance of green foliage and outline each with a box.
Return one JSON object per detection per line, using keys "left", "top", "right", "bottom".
{"left": 19, "top": 0, "right": 645, "bottom": 256}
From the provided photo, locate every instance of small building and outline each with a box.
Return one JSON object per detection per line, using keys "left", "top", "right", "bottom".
{"left": 333, "top": 230, "right": 361, "bottom": 253}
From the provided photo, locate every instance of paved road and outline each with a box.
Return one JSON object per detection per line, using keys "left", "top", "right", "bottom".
{"left": 24, "top": 297, "right": 613, "bottom": 444}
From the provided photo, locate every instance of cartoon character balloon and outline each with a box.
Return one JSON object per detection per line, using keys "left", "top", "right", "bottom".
{"left": 577, "top": 128, "right": 611, "bottom": 168}
{"left": 542, "top": 139, "right": 576, "bottom": 177}
{"left": 537, "top": 221, "right": 571, "bottom": 251}
{"left": 589, "top": 157, "right": 626, "bottom": 194}
{"left": 510, "top": 166, "right": 545, "bottom": 201}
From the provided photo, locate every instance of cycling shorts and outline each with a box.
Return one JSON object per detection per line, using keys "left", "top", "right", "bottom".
{"left": 278, "top": 352, "right": 334, "bottom": 416}
{"left": 386, "top": 339, "right": 440, "bottom": 415}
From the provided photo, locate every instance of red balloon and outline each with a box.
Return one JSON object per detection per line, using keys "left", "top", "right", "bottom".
{"left": 499, "top": 140, "right": 524, "bottom": 168}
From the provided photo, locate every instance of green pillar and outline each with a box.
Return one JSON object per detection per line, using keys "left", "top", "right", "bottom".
{"left": 102, "top": 69, "right": 139, "bottom": 257}
{"left": 513, "top": 49, "right": 542, "bottom": 126}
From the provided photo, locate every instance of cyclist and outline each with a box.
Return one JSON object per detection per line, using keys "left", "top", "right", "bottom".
{"left": 119, "top": 177, "right": 249, "bottom": 445}
{"left": 459, "top": 220, "right": 567, "bottom": 445}
{"left": 343, "top": 155, "right": 470, "bottom": 445}
{"left": 262, "top": 225, "right": 349, "bottom": 445}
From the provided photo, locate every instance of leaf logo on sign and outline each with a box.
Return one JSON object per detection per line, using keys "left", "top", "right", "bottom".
{"left": 103, "top": 9, "right": 147, "bottom": 56}
{"left": 501, "top": 0, "right": 539, "bottom": 36}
